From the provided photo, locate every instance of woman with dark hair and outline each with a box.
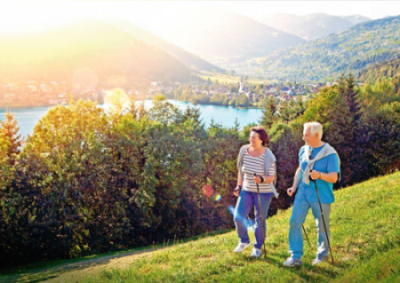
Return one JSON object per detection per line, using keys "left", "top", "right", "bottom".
{"left": 233, "top": 126, "right": 276, "bottom": 258}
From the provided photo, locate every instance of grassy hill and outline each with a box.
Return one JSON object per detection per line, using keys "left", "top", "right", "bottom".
{"left": 1, "top": 172, "right": 399, "bottom": 282}
{"left": 251, "top": 15, "right": 400, "bottom": 82}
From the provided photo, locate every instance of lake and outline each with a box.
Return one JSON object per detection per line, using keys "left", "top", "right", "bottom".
{"left": 0, "top": 100, "right": 263, "bottom": 138}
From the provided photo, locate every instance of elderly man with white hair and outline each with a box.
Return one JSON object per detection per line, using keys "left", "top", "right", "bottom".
{"left": 283, "top": 122, "right": 340, "bottom": 267}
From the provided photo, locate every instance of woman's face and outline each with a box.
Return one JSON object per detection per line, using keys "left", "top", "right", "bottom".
{"left": 249, "top": 131, "right": 262, "bottom": 147}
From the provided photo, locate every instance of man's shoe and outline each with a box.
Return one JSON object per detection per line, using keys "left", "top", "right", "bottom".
{"left": 250, "top": 248, "right": 262, "bottom": 258}
{"left": 312, "top": 255, "right": 329, "bottom": 266}
{"left": 283, "top": 257, "right": 303, "bottom": 267}
{"left": 233, "top": 242, "right": 250, "bottom": 253}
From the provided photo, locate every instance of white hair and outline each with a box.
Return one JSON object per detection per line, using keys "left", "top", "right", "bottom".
{"left": 304, "top": 122, "right": 323, "bottom": 139}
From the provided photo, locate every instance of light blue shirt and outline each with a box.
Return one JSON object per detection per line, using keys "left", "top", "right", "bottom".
{"left": 298, "top": 144, "right": 340, "bottom": 204}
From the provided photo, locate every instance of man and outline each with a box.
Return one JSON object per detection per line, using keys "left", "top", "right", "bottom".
{"left": 283, "top": 122, "right": 340, "bottom": 267}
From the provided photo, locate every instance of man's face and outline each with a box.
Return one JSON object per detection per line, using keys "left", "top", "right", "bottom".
{"left": 302, "top": 126, "right": 319, "bottom": 145}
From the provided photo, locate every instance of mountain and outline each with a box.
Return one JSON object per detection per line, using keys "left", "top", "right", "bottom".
{"left": 151, "top": 8, "right": 305, "bottom": 70}
{"left": 253, "top": 15, "right": 400, "bottom": 82}
{"left": 259, "top": 13, "right": 355, "bottom": 40}
{"left": 341, "top": 14, "right": 371, "bottom": 25}
{"left": 103, "top": 19, "right": 224, "bottom": 73}
{"left": 0, "top": 19, "right": 201, "bottom": 88}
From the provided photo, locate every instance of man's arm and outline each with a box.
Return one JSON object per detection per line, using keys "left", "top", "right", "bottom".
{"left": 310, "top": 171, "right": 338, "bottom": 183}
{"left": 310, "top": 153, "right": 339, "bottom": 183}
{"left": 287, "top": 167, "right": 302, "bottom": 196}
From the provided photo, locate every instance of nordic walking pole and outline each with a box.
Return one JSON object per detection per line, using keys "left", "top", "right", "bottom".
{"left": 302, "top": 225, "right": 312, "bottom": 249}
{"left": 254, "top": 173, "right": 267, "bottom": 259}
{"left": 311, "top": 178, "right": 334, "bottom": 264}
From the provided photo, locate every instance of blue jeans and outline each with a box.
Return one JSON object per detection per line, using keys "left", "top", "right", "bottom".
{"left": 289, "top": 188, "right": 331, "bottom": 260}
{"left": 234, "top": 190, "right": 273, "bottom": 249}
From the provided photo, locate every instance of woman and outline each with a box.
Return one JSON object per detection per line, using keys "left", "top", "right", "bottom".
{"left": 233, "top": 126, "right": 276, "bottom": 258}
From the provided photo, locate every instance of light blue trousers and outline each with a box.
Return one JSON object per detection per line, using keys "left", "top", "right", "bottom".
{"left": 289, "top": 190, "right": 331, "bottom": 260}
{"left": 234, "top": 190, "right": 273, "bottom": 249}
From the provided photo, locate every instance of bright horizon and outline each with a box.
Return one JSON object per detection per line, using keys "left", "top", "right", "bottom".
{"left": 1, "top": 1, "right": 400, "bottom": 35}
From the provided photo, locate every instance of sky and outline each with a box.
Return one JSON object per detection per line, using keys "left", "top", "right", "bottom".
{"left": 0, "top": 1, "right": 400, "bottom": 34}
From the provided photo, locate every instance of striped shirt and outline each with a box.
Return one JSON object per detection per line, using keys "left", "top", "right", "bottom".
{"left": 242, "top": 150, "right": 276, "bottom": 193}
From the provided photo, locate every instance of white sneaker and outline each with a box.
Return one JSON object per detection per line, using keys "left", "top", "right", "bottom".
{"left": 250, "top": 248, "right": 262, "bottom": 258}
{"left": 312, "top": 255, "right": 329, "bottom": 266}
{"left": 233, "top": 242, "right": 250, "bottom": 253}
{"left": 283, "top": 257, "right": 302, "bottom": 267}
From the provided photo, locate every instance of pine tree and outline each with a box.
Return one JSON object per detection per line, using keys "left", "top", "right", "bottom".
{"left": 345, "top": 74, "right": 361, "bottom": 121}
{"left": 260, "top": 95, "right": 277, "bottom": 129}
{"left": 0, "top": 112, "right": 22, "bottom": 165}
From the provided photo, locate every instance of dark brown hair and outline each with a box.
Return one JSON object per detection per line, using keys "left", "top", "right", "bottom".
{"left": 251, "top": 126, "right": 269, "bottom": 147}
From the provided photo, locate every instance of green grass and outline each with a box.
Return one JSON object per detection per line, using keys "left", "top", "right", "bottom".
{"left": 2, "top": 172, "right": 400, "bottom": 282}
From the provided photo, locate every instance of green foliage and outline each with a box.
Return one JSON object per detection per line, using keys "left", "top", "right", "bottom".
{"left": 260, "top": 95, "right": 278, "bottom": 129}
{"left": 258, "top": 16, "right": 400, "bottom": 82}
{"left": 358, "top": 57, "right": 400, "bottom": 84}
{"left": 235, "top": 94, "right": 250, "bottom": 107}
{"left": 0, "top": 99, "right": 242, "bottom": 266}
{"left": 2, "top": 69, "right": 400, "bottom": 267}
{"left": 0, "top": 112, "right": 22, "bottom": 166}
{"left": 358, "top": 102, "right": 400, "bottom": 176}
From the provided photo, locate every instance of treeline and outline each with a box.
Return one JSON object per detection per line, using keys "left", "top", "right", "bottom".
{"left": 358, "top": 58, "right": 400, "bottom": 89}
{"left": 172, "top": 82, "right": 309, "bottom": 108}
{"left": 0, "top": 96, "right": 244, "bottom": 266}
{"left": 1, "top": 74, "right": 400, "bottom": 267}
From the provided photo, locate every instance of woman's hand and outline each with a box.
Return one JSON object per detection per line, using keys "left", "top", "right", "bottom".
{"left": 253, "top": 175, "right": 263, "bottom": 184}
{"left": 233, "top": 185, "right": 241, "bottom": 197}
{"left": 287, "top": 186, "right": 297, "bottom": 197}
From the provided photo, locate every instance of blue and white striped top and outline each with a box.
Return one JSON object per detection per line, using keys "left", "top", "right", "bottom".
{"left": 242, "top": 151, "right": 276, "bottom": 193}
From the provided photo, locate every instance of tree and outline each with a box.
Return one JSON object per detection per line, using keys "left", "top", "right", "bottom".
{"left": 303, "top": 86, "right": 354, "bottom": 186}
{"left": 0, "top": 111, "right": 22, "bottom": 166}
{"left": 235, "top": 94, "right": 250, "bottom": 107}
{"left": 260, "top": 95, "right": 277, "bottom": 129}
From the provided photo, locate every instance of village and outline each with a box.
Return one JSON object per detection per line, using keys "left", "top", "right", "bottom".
{"left": 0, "top": 77, "right": 332, "bottom": 109}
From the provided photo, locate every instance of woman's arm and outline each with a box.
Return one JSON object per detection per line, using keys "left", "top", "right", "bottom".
{"left": 255, "top": 163, "right": 276, "bottom": 184}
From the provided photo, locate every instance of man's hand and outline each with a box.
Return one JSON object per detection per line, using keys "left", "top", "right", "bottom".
{"left": 287, "top": 186, "right": 297, "bottom": 197}
{"left": 309, "top": 170, "right": 320, "bottom": 180}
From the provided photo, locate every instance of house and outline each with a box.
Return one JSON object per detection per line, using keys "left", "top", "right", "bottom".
{"left": 151, "top": 81, "right": 163, "bottom": 87}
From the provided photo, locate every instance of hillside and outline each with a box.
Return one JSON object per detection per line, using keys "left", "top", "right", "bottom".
{"left": 0, "top": 19, "right": 196, "bottom": 88}
{"left": 2, "top": 171, "right": 399, "bottom": 282}
{"left": 253, "top": 15, "right": 400, "bottom": 82}
{"left": 103, "top": 19, "right": 224, "bottom": 73}
{"left": 341, "top": 15, "right": 371, "bottom": 25}
{"left": 259, "top": 13, "right": 355, "bottom": 40}
{"left": 153, "top": 8, "right": 305, "bottom": 70}
{"left": 358, "top": 57, "right": 400, "bottom": 83}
